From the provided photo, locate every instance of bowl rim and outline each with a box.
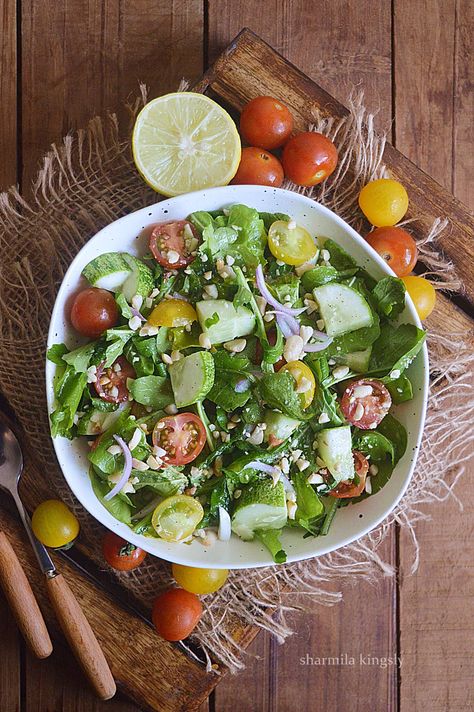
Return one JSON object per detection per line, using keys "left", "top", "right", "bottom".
{"left": 46, "top": 185, "right": 429, "bottom": 568}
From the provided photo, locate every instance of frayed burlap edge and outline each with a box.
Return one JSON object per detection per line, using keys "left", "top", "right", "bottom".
{"left": 0, "top": 89, "right": 472, "bottom": 673}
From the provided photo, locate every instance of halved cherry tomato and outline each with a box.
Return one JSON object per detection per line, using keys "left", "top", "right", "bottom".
{"left": 152, "top": 413, "right": 206, "bottom": 465}
{"left": 254, "top": 328, "right": 285, "bottom": 371}
{"left": 281, "top": 360, "right": 316, "bottom": 408}
{"left": 359, "top": 179, "right": 409, "bottom": 227}
{"left": 102, "top": 531, "right": 147, "bottom": 571}
{"left": 341, "top": 379, "right": 392, "bottom": 430}
{"left": 70, "top": 287, "right": 118, "bottom": 338}
{"left": 282, "top": 132, "right": 338, "bottom": 187}
{"left": 152, "top": 588, "right": 202, "bottom": 641}
{"left": 366, "top": 226, "right": 418, "bottom": 277}
{"left": 94, "top": 356, "right": 136, "bottom": 404}
{"left": 231, "top": 147, "right": 284, "bottom": 187}
{"left": 172, "top": 564, "right": 228, "bottom": 594}
{"left": 31, "top": 500, "right": 80, "bottom": 549}
{"left": 151, "top": 495, "right": 204, "bottom": 542}
{"left": 402, "top": 275, "right": 436, "bottom": 320}
{"left": 268, "top": 220, "right": 317, "bottom": 266}
{"left": 149, "top": 220, "right": 200, "bottom": 269}
{"left": 240, "top": 96, "right": 294, "bottom": 150}
{"left": 148, "top": 298, "right": 197, "bottom": 328}
{"left": 329, "top": 450, "right": 369, "bottom": 498}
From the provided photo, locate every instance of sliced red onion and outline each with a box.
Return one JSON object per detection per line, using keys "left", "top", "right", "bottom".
{"left": 235, "top": 378, "right": 250, "bottom": 393}
{"left": 104, "top": 435, "right": 133, "bottom": 501}
{"left": 267, "top": 310, "right": 300, "bottom": 336}
{"left": 218, "top": 507, "right": 232, "bottom": 541}
{"left": 276, "top": 313, "right": 293, "bottom": 338}
{"left": 255, "top": 265, "right": 306, "bottom": 316}
{"left": 172, "top": 292, "right": 190, "bottom": 302}
{"left": 312, "top": 328, "right": 329, "bottom": 341}
{"left": 130, "top": 306, "right": 146, "bottom": 322}
{"left": 243, "top": 461, "right": 281, "bottom": 478}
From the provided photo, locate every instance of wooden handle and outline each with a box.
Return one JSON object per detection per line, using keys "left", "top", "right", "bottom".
{"left": 0, "top": 531, "right": 53, "bottom": 659}
{"left": 46, "top": 573, "right": 116, "bottom": 700}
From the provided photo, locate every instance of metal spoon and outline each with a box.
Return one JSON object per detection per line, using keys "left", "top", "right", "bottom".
{"left": 0, "top": 419, "right": 116, "bottom": 700}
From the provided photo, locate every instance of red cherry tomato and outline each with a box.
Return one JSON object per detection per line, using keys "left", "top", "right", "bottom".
{"left": 282, "top": 132, "right": 338, "bottom": 187}
{"left": 341, "top": 379, "right": 392, "bottom": 430}
{"left": 254, "top": 328, "right": 285, "bottom": 371}
{"left": 149, "top": 220, "right": 200, "bottom": 270}
{"left": 70, "top": 288, "right": 118, "bottom": 338}
{"left": 366, "top": 226, "right": 418, "bottom": 277}
{"left": 329, "top": 451, "right": 369, "bottom": 499}
{"left": 102, "top": 531, "right": 147, "bottom": 571}
{"left": 152, "top": 413, "right": 206, "bottom": 465}
{"left": 231, "top": 147, "right": 284, "bottom": 187}
{"left": 152, "top": 588, "right": 202, "bottom": 641}
{"left": 240, "top": 96, "right": 294, "bottom": 150}
{"left": 94, "top": 356, "right": 136, "bottom": 404}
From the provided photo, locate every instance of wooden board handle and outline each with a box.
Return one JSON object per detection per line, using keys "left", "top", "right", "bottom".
{"left": 0, "top": 531, "right": 53, "bottom": 659}
{"left": 46, "top": 573, "right": 116, "bottom": 700}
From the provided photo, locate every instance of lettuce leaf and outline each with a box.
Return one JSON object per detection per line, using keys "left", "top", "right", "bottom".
{"left": 129, "top": 375, "right": 174, "bottom": 409}
{"left": 369, "top": 323, "right": 426, "bottom": 376}
{"left": 372, "top": 276, "right": 406, "bottom": 320}
{"left": 255, "top": 529, "right": 287, "bottom": 563}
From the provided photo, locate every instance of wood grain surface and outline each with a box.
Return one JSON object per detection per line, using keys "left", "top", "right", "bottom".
{"left": 0, "top": 2, "right": 472, "bottom": 711}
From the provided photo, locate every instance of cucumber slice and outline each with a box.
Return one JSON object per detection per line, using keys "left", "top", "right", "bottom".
{"left": 313, "top": 283, "right": 373, "bottom": 337}
{"left": 77, "top": 407, "right": 124, "bottom": 436}
{"left": 231, "top": 480, "right": 287, "bottom": 541}
{"left": 263, "top": 410, "right": 301, "bottom": 443}
{"left": 82, "top": 253, "right": 132, "bottom": 292}
{"left": 169, "top": 351, "right": 215, "bottom": 407}
{"left": 317, "top": 425, "right": 354, "bottom": 483}
{"left": 122, "top": 255, "right": 154, "bottom": 300}
{"left": 196, "top": 299, "right": 255, "bottom": 344}
{"left": 338, "top": 347, "right": 372, "bottom": 372}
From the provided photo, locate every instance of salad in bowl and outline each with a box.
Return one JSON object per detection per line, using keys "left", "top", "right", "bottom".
{"left": 46, "top": 186, "right": 428, "bottom": 567}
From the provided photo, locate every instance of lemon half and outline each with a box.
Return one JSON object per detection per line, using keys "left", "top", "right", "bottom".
{"left": 132, "top": 92, "right": 241, "bottom": 196}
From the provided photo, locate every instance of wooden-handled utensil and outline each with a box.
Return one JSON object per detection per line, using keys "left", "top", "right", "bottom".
{"left": 0, "top": 419, "right": 116, "bottom": 701}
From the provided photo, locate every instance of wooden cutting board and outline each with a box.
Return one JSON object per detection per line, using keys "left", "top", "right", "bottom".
{"left": 2, "top": 28, "right": 473, "bottom": 712}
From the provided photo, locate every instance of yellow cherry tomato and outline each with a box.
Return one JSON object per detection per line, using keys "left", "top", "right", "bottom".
{"left": 358, "top": 179, "right": 409, "bottom": 227}
{"left": 281, "top": 360, "right": 316, "bottom": 408}
{"left": 148, "top": 298, "right": 197, "bottom": 328}
{"left": 31, "top": 500, "right": 80, "bottom": 549}
{"left": 268, "top": 220, "right": 317, "bottom": 266}
{"left": 172, "top": 564, "right": 229, "bottom": 594}
{"left": 151, "top": 495, "right": 204, "bottom": 542}
{"left": 402, "top": 275, "right": 436, "bottom": 320}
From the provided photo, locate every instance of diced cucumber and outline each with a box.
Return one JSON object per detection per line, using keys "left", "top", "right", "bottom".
{"left": 77, "top": 407, "right": 124, "bottom": 436}
{"left": 231, "top": 480, "right": 287, "bottom": 541}
{"left": 169, "top": 351, "right": 215, "bottom": 408}
{"left": 82, "top": 253, "right": 132, "bottom": 292}
{"left": 122, "top": 255, "right": 154, "bottom": 300}
{"left": 263, "top": 410, "right": 301, "bottom": 443}
{"left": 317, "top": 425, "right": 354, "bottom": 483}
{"left": 335, "top": 347, "right": 372, "bottom": 373}
{"left": 196, "top": 299, "right": 255, "bottom": 344}
{"left": 313, "top": 283, "right": 373, "bottom": 337}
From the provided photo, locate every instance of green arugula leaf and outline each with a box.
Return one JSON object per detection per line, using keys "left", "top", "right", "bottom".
{"left": 47, "top": 343, "right": 68, "bottom": 365}
{"left": 129, "top": 375, "right": 174, "bottom": 409}
{"left": 369, "top": 323, "right": 426, "bottom": 376}
{"left": 322, "top": 238, "right": 357, "bottom": 270}
{"left": 62, "top": 342, "right": 97, "bottom": 373}
{"left": 372, "top": 276, "right": 406, "bottom": 320}
{"left": 132, "top": 466, "right": 187, "bottom": 496}
{"left": 255, "top": 529, "right": 287, "bottom": 563}
{"left": 90, "top": 470, "right": 131, "bottom": 524}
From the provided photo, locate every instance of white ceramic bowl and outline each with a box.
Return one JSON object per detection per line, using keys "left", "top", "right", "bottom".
{"left": 46, "top": 185, "right": 428, "bottom": 568}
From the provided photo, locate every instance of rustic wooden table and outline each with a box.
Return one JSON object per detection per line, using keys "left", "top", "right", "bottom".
{"left": 0, "top": 2, "right": 472, "bottom": 711}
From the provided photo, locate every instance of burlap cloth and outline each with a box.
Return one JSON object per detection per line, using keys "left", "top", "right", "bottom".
{"left": 0, "top": 88, "right": 472, "bottom": 672}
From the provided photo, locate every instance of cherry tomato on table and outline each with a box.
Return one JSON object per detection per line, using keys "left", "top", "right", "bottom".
{"left": 102, "top": 531, "right": 147, "bottom": 571}
{"left": 240, "top": 96, "right": 294, "bottom": 150}
{"left": 94, "top": 356, "right": 136, "bottom": 403}
{"left": 359, "top": 179, "right": 409, "bottom": 227}
{"left": 172, "top": 564, "right": 228, "bottom": 594}
{"left": 282, "top": 132, "right": 338, "bottom": 187}
{"left": 70, "top": 287, "right": 118, "bottom": 338}
{"left": 231, "top": 147, "right": 284, "bottom": 187}
{"left": 329, "top": 451, "right": 369, "bottom": 499}
{"left": 267, "top": 220, "right": 317, "bottom": 266}
{"left": 148, "top": 298, "right": 198, "bottom": 328}
{"left": 366, "top": 226, "right": 418, "bottom": 277}
{"left": 152, "top": 588, "right": 202, "bottom": 641}
{"left": 149, "top": 220, "right": 200, "bottom": 269}
{"left": 32, "top": 500, "right": 80, "bottom": 549}
{"left": 402, "top": 275, "right": 436, "bottom": 320}
{"left": 152, "top": 413, "right": 206, "bottom": 465}
{"left": 341, "top": 379, "right": 392, "bottom": 430}
{"left": 280, "top": 360, "right": 316, "bottom": 409}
